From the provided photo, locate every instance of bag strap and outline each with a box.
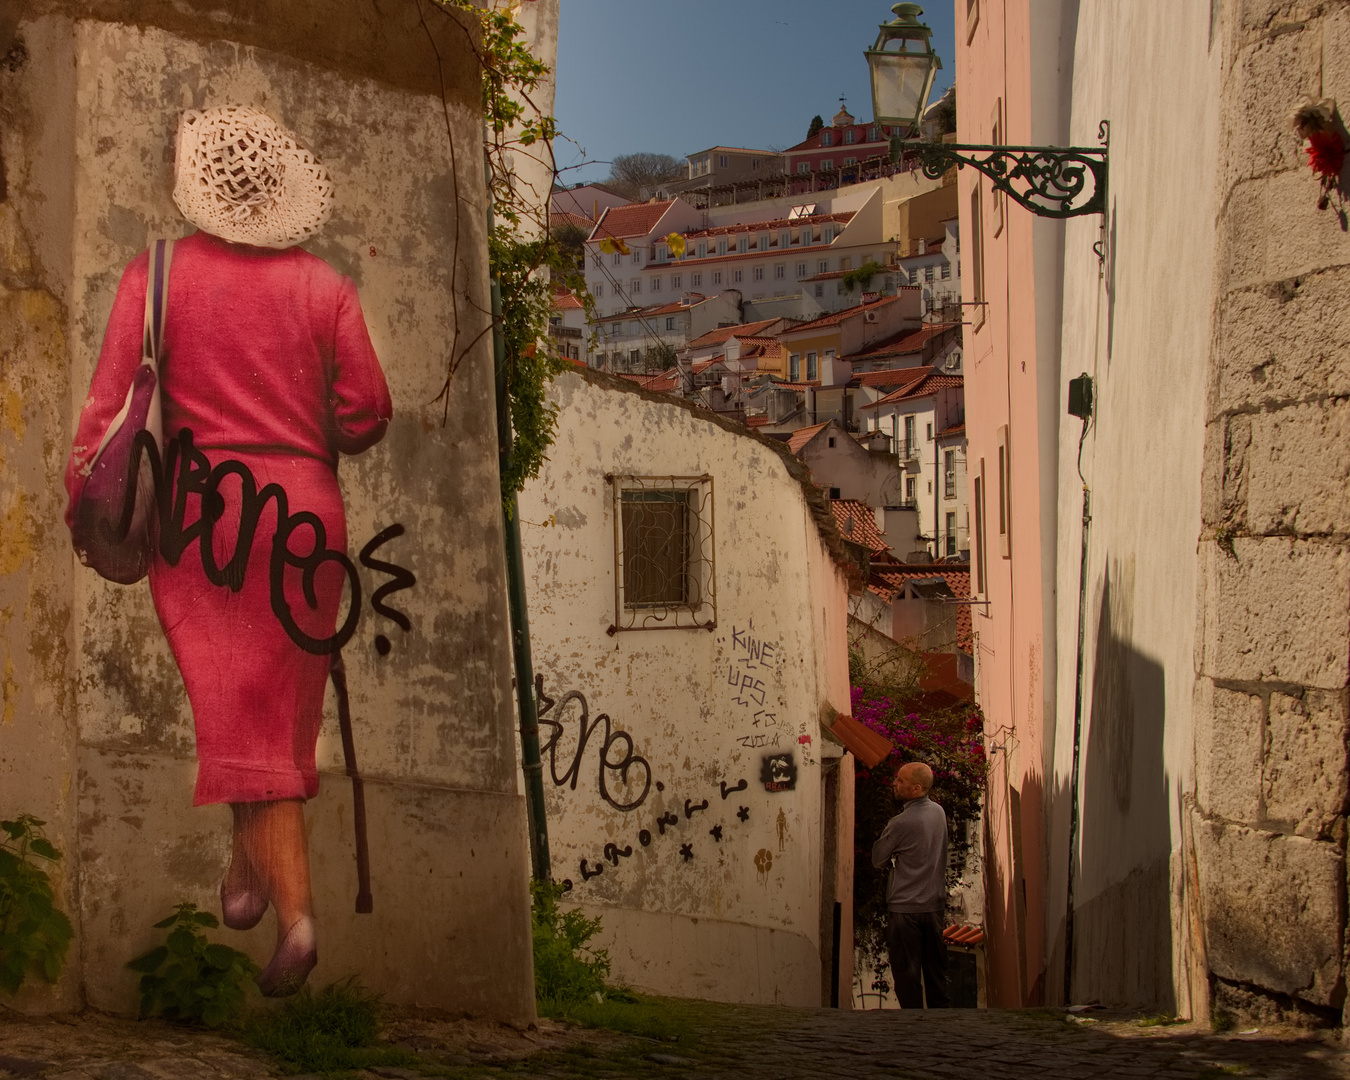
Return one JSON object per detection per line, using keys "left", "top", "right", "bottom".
{"left": 140, "top": 239, "right": 175, "bottom": 366}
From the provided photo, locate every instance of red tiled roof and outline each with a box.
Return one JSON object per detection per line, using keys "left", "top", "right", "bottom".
{"left": 844, "top": 323, "right": 959, "bottom": 363}
{"left": 937, "top": 423, "right": 966, "bottom": 438}
{"left": 597, "top": 296, "right": 709, "bottom": 324}
{"left": 550, "top": 210, "right": 593, "bottom": 231}
{"left": 860, "top": 371, "right": 964, "bottom": 410}
{"left": 734, "top": 336, "right": 781, "bottom": 348}
{"left": 551, "top": 290, "right": 584, "bottom": 311}
{"left": 832, "top": 499, "right": 891, "bottom": 556}
{"left": 786, "top": 421, "right": 830, "bottom": 455}
{"left": 617, "top": 367, "right": 680, "bottom": 392}
{"left": 769, "top": 380, "right": 820, "bottom": 391}
{"left": 874, "top": 565, "right": 973, "bottom": 650}
{"left": 685, "top": 319, "right": 783, "bottom": 349}
{"left": 745, "top": 414, "right": 772, "bottom": 427}
{"left": 589, "top": 200, "right": 677, "bottom": 242}
{"left": 780, "top": 295, "right": 904, "bottom": 336}
{"left": 691, "top": 358, "right": 729, "bottom": 374}
{"left": 852, "top": 366, "right": 930, "bottom": 390}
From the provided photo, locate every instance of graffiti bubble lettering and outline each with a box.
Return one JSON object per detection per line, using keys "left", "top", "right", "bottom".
{"left": 535, "top": 678, "right": 652, "bottom": 812}
{"left": 603, "top": 842, "right": 633, "bottom": 866}
{"left": 684, "top": 798, "right": 708, "bottom": 819}
{"left": 359, "top": 524, "right": 417, "bottom": 656}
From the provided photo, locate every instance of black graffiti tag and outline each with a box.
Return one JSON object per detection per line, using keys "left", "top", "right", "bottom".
{"left": 118, "top": 428, "right": 412, "bottom": 656}
{"left": 359, "top": 524, "right": 417, "bottom": 656}
{"left": 535, "top": 680, "right": 652, "bottom": 812}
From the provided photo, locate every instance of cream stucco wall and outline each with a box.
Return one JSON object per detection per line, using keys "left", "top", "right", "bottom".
{"left": 519, "top": 368, "right": 854, "bottom": 1006}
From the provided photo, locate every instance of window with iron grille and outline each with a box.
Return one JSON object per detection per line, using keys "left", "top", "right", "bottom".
{"left": 609, "top": 475, "right": 716, "bottom": 633}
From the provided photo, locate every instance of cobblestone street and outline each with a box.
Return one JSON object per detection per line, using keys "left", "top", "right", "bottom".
{"left": 3, "top": 1002, "right": 1348, "bottom": 1080}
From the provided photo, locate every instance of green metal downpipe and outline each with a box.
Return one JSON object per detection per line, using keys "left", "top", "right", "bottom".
{"left": 488, "top": 202, "right": 551, "bottom": 882}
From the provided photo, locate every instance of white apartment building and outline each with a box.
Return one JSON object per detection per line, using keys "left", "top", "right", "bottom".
{"left": 860, "top": 370, "right": 968, "bottom": 560}
{"left": 592, "top": 292, "right": 743, "bottom": 374}
{"left": 898, "top": 216, "right": 961, "bottom": 320}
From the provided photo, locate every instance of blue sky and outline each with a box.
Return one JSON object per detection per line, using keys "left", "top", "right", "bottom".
{"left": 553, "top": 0, "right": 956, "bottom": 186}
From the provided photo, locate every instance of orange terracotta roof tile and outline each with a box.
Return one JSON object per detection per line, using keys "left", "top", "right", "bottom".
{"left": 844, "top": 323, "right": 959, "bottom": 363}
{"left": 831, "top": 499, "right": 890, "bottom": 556}
{"left": 874, "top": 565, "right": 973, "bottom": 650}
{"left": 853, "top": 366, "right": 930, "bottom": 389}
{"left": 780, "top": 295, "right": 904, "bottom": 335}
{"left": 551, "top": 290, "right": 584, "bottom": 311}
{"left": 589, "top": 200, "right": 677, "bottom": 242}
{"left": 786, "top": 421, "right": 830, "bottom": 455}
{"left": 860, "top": 371, "right": 964, "bottom": 410}
{"left": 685, "top": 319, "right": 782, "bottom": 349}
{"left": 937, "top": 422, "right": 966, "bottom": 438}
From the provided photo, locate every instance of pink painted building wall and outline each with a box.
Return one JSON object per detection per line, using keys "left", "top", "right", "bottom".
{"left": 957, "top": 0, "right": 1077, "bottom": 1007}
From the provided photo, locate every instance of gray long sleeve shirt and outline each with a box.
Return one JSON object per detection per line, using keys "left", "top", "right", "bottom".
{"left": 871, "top": 795, "right": 949, "bottom": 913}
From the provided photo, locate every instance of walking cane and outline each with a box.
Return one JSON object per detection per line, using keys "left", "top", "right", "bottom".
{"left": 330, "top": 651, "right": 373, "bottom": 913}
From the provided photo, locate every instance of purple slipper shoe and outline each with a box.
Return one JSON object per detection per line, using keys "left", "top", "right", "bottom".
{"left": 257, "top": 916, "right": 318, "bottom": 998}
{"left": 220, "top": 875, "right": 268, "bottom": 931}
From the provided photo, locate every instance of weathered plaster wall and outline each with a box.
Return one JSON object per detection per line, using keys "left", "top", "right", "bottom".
{"left": 519, "top": 368, "right": 854, "bottom": 1006}
{"left": 1049, "top": 1, "right": 1220, "bottom": 1014}
{"left": 1, "top": 1, "right": 534, "bottom": 1018}
{"left": 1191, "top": 0, "right": 1350, "bottom": 1024}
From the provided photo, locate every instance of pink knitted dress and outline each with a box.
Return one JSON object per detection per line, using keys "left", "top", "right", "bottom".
{"left": 65, "top": 231, "right": 392, "bottom": 805}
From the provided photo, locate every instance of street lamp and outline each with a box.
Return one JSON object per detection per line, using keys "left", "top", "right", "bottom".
{"left": 865, "top": 3, "right": 1109, "bottom": 223}
{"left": 865, "top": 3, "right": 942, "bottom": 139}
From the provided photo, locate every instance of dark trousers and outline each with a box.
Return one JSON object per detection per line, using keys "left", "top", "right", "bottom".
{"left": 886, "top": 910, "right": 950, "bottom": 1009}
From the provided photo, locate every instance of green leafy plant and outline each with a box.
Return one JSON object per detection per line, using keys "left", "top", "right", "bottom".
{"left": 127, "top": 902, "right": 257, "bottom": 1026}
{"left": 0, "top": 815, "right": 74, "bottom": 994}
{"left": 841, "top": 259, "right": 888, "bottom": 293}
{"left": 531, "top": 879, "right": 613, "bottom": 1007}
{"left": 244, "top": 977, "right": 416, "bottom": 1073}
{"left": 427, "top": 0, "right": 596, "bottom": 504}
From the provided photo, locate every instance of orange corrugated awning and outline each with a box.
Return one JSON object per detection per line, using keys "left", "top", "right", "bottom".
{"left": 829, "top": 714, "right": 894, "bottom": 768}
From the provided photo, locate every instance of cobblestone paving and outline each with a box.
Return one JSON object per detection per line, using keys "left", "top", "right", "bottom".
{"left": 2, "top": 1002, "right": 1348, "bottom": 1080}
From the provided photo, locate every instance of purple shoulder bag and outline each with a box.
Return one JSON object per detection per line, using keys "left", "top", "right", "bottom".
{"left": 72, "top": 238, "right": 172, "bottom": 584}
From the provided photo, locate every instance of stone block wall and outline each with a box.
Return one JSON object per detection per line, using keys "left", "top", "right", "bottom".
{"left": 1194, "top": 0, "right": 1350, "bottom": 1023}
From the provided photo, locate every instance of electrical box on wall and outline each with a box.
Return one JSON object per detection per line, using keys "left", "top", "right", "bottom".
{"left": 1068, "top": 373, "right": 1094, "bottom": 420}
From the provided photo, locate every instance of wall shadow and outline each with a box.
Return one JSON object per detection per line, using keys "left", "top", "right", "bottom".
{"left": 1072, "top": 556, "right": 1175, "bottom": 1011}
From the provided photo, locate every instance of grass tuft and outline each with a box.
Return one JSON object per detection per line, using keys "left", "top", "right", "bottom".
{"left": 242, "top": 977, "right": 415, "bottom": 1074}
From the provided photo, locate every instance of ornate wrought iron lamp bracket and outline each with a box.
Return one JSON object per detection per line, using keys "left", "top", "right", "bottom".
{"left": 907, "top": 120, "right": 1110, "bottom": 221}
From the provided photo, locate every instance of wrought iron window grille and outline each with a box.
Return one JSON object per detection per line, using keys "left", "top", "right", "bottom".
{"left": 607, "top": 474, "right": 716, "bottom": 634}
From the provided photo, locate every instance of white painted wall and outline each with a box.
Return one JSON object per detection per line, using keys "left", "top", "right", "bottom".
{"left": 1048, "top": 0, "right": 1221, "bottom": 1013}
{"left": 520, "top": 369, "right": 853, "bottom": 1005}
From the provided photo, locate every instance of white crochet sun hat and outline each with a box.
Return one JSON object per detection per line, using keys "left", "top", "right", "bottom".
{"left": 172, "top": 105, "right": 335, "bottom": 249}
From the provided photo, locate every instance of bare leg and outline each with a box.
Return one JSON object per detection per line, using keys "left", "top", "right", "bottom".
{"left": 230, "top": 799, "right": 317, "bottom": 996}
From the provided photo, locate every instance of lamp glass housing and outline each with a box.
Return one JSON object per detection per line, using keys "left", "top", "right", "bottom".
{"left": 865, "top": 3, "right": 942, "bottom": 134}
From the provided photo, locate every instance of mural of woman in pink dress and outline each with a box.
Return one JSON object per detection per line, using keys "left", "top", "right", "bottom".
{"left": 64, "top": 106, "right": 392, "bottom": 996}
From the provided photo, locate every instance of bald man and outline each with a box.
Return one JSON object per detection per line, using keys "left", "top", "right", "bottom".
{"left": 870, "top": 761, "right": 950, "bottom": 1008}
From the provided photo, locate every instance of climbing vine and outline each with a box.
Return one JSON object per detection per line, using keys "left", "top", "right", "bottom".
{"left": 848, "top": 675, "right": 987, "bottom": 997}
{"left": 425, "top": 0, "right": 596, "bottom": 501}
